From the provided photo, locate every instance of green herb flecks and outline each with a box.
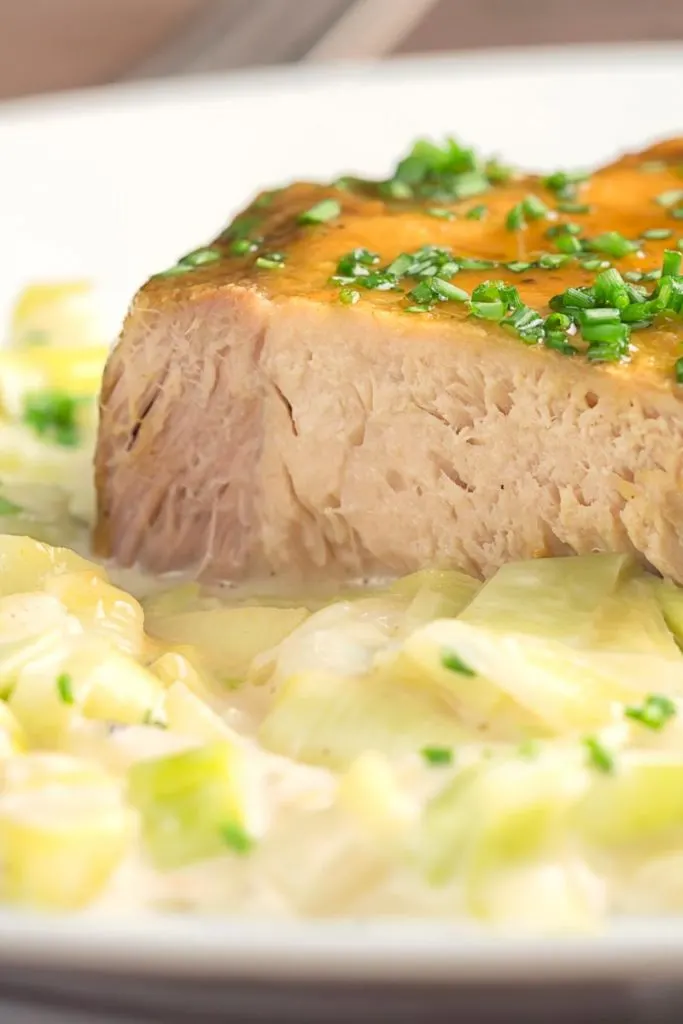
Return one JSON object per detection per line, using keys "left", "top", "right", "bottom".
{"left": 220, "top": 822, "right": 255, "bottom": 855}
{"left": 23, "top": 392, "right": 83, "bottom": 447}
{"left": 255, "top": 253, "right": 286, "bottom": 270}
{"left": 0, "top": 496, "right": 21, "bottom": 516}
{"left": 625, "top": 694, "right": 677, "bottom": 730}
{"left": 421, "top": 746, "right": 454, "bottom": 767}
{"left": 584, "top": 736, "right": 615, "bottom": 774}
{"left": 339, "top": 288, "right": 360, "bottom": 306}
{"left": 179, "top": 248, "right": 222, "bottom": 267}
{"left": 441, "top": 650, "right": 476, "bottom": 677}
{"left": 466, "top": 204, "right": 488, "bottom": 221}
{"left": 56, "top": 673, "right": 75, "bottom": 705}
{"left": 298, "top": 198, "right": 342, "bottom": 225}
{"left": 379, "top": 137, "right": 514, "bottom": 205}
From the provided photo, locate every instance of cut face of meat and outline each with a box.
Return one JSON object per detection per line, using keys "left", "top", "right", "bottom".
{"left": 95, "top": 138, "right": 683, "bottom": 583}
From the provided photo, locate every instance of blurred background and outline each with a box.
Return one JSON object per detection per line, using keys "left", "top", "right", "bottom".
{"left": 2, "top": 0, "right": 683, "bottom": 102}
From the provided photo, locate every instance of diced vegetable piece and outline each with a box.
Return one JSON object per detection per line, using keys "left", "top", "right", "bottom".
{"left": 259, "top": 670, "right": 466, "bottom": 769}
{"left": 655, "top": 578, "right": 683, "bottom": 646}
{"left": 249, "top": 598, "right": 406, "bottom": 686}
{"left": 0, "top": 535, "right": 104, "bottom": 596}
{"left": 0, "top": 592, "right": 70, "bottom": 697}
{"left": 163, "top": 681, "right": 232, "bottom": 744}
{"left": 146, "top": 606, "right": 309, "bottom": 681}
{"left": 403, "top": 618, "right": 665, "bottom": 734}
{"left": 0, "top": 703, "right": 26, "bottom": 757}
{"left": 390, "top": 568, "right": 479, "bottom": 616}
{"left": 337, "top": 752, "right": 416, "bottom": 841}
{"left": 416, "top": 751, "right": 589, "bottom": 895}
{"left": 141, "top": 583, "right": 201, "bottom": 619}
{"left": 9, "top": 637, "right": 166, "bottom": 745}
{"left": 45, "top": 571, "right": 145, "bottom": 657}
{"left": 0, "top": 783, "right": 131, "bottom": 909}
{"left": 150, "top": 649, "right": 221, "bottom": 704}
{"left": 128, "top": 742, "right": 255, "bottom": 869}
{"left": 576, "top": 753, "right": 683, "bottom": 846}
{"left": 10, "top": 280, "right": 106, "bottom": 351}
{"left": 460, "top": 554, "right": 632, "bottom": 643}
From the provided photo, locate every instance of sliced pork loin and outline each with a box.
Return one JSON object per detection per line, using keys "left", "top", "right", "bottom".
{"left": 95, "top": 138, "right": 683, "bottom": 583}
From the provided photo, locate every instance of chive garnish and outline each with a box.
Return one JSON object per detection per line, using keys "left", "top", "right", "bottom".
{"left": 0, "top": 496, "right": 21, "bottom": 516}
{"left": 23, "top": 392, "right": 81, "bottom": 447}
{"left": 676, "top": 357, "right": 683, "bottom": 383}
{"left": 220, "top": 823, "right": 255, "bottom": 855}
{"left": 505, "top": 203, "right": 525, "bottom": 231}
{"left": 339, "top": 288, "right": 360, "bottom": 305}
{"left": 255, "top": 253, "right": 286, "bottom": 270}
{"left": 466, "top": 204, "right": 488, "bottom": 220}
{"left": 179, "top": 248, "right": 221, "bottom": 267}
{"left": 506, "top": 261, "right": 532, "bottom": 273}
{"left": 522, "top": 194, "right": 549, "bottom": 220}
{"left": 56, "top": 672, "right": 75, "bottom": 705}
{"left": 557, "top": 201, "right": 592, "bottom": 214}
{"left": 587, "top": 232, "right": 638, "bottom": 258}
{"left": 584, "top": 736, "right": 614, "bottom": 774}
{"left": 421, "top": 746, "right": 454, "bottom": 767}
{"left": 641, "top": 227, "right": 673, "bottom": 240}
{"left": 656, "top": 189, "right": 683, "bottom": 208}
{"left": 441, "top": 650, "right": 476, "bottom": 676}
{"left": 298, "top": 198, "right": 341, "bottom": 224}
{"left": 625, "top": 694, "right": 676, "bottom": 730}
{"left": 230, "top": 238, "right": 259, "bottom": 256}
{"left": 427, "top": 207, "right": 455, "bottom": 220}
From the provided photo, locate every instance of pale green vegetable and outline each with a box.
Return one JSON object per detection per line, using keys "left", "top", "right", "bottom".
{"left": 9, "top": 637, "right": 166, "bottom": 746}
{"left": 128, "top": 741, "right": 255, "bottom": 869}
{"left": 0, "top": 535, "right": 104, "bottom": 596}
{"left": 416, "top": 750, "right": 589, "bottom": 903}
{"left": 0, "top": 592, "right": 70, "bottom": 697}
{"left": 163, "top": 681, "right": 233, "bottom": 744}
{"left": 460, "top": 554, "right": 632, "bottom": 643}
{"left": 390, "top": 569, "right": 479, "bottom": 615}
{"left": 0, "top": 782, "right": 132, "bottom": 909}
{"left": 576, "top": 752, "right": 683, "bottom": 847}
{"left": 404, "top": 619, "right": 645, "bottom": 734}
{"left": 146, "top": 605, "right": 309, "bottom": 682}
{"left": 259, "top": 670, "right": 467, "bottom": 769}
{"left": 654, "top": 578, "right": 683, "bottom": 647}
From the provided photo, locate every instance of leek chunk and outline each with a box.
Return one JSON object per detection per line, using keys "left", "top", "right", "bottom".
{"left": 259, "top": 670, "right": 466, "bottom": 769}
{"left": 128, "top": 742, "right": 254, "bottom": 869}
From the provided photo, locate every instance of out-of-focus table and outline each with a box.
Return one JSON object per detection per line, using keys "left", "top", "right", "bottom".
{"left": 1, "top": 0, "right": 682, "bottom": 101}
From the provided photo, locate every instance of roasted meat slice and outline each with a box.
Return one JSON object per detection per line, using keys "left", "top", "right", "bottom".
{"left": 95, "top": 138, "right": 683, "bottom": 582}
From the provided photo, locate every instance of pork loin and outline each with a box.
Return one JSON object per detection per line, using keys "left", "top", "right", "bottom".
{"left": 95, "top": 137, "right": 683, "bottom": 582}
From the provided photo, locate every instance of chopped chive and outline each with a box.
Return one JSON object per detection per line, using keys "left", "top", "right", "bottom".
{"left": 441, "top": 649, "right": 476, "bottom": 676}
{"left": 430, "top": 278, "right": 469, "bottom": 303}
{"left": 538, "top": 253, "right": 570, "bottom": 269}
{"left": 153, "top": 264, "right": 195, "bottom": 279}
{"left": 506, "top": 261, "right": 532, "bottom": 273}
{"left": 385, "top": 253, "right": 414, "bottom": 277}
{"left": 466, "top": 204, "right": 488, "bottom": 221}
{"left": 662, "top": 250, "right": 683, "bottom": 276}
{"left": 557, "top": 201, "right": 592, "bottom": 214}
{"left": 23, "top": 392, "right": 81, "bottom": 447}
{"left": 409, "top": 280, "right": 436, "bottom": 305}
{"left": 255, "top": 254, "right": 286, "bottom": 270}
{"left": 298, "top": 198, "right": 341, "bottom": 224}
{"left": 641, "top": 269, "right": 662, "bottom": 281}
{"left": 624, "top": 270, "right": 644, "bottom": 282}
{"left": 588, "top": 232, "right": 638, "bottom": 258}
{"left": 656, "top": 189, "right": 683, "bottom": 208}
{"left": 179, "top": 248, "right": 222, "bottom": 267}
{"left": 522, "top": 194, "right": 549, "bottom": 220}
{"left": 672, "top": 208, "right": 683, "bottom": 220}
{"left": 379, "top": 179, "right": 413, "bottom": 200}
{"left": 543, "top": 169, "right": 589, "bottom": 192}
{"left": 641, "top": 227, "right": 673, "bottom": 240}
{"left": 458, "top": 258, "right": 496, "bottom": 271}
{"left": 584, "top": 736, "right": 614, "bottom": 774}
{"left": 625, "top": 694, "right": 676, "bottom": 730}
{"left": 546, "top": 222, "right": 582, "bottom": 238}
{"left": 505, "top": 203, "right": 525, "bottom": 231}
{"left": 230, "top": 238, "right": 258, "bottom": 256}
{"left": 220, "top": 823, "right": 255, "bottom": 855}
{"left": 405, "top": 305, "right": 432, "bottom": 313}
{"left": 427, "top": 207, "right": 455, "bottom": 220}
{"left": 56, "top": 672, "right": 75, "bottom": 705}
{"left": 339, "top": 288, "right": 360, "bottom": 305}
{"left": 677, "top": 358, "right": 683, "bottom": 383}
{"left": 580, "top": 258, "right": 605, "bottom": 271}
{"left": 421, "top": 746, "right": 454, "bottom": 766}
{"left": 0, "top": 496, "right": 21, "bottom": 516}
{"left": 555, "top": 233, "right": 583, "bottom": 254}
{"left": 469, "top": 299, "right": 506, "bottom": 321}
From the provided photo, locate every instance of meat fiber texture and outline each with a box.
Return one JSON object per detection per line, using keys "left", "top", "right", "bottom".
{"left": 95, "top": 138, "right": 683, "bottom": 583}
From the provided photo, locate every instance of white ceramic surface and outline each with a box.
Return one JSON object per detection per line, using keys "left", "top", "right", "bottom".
{"left": 0, "top": 44, "right": 682, "bottom": 982}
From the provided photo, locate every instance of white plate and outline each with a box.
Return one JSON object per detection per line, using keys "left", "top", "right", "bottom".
{"left": 0, "top": 44, "right": 683, "bottom": 986}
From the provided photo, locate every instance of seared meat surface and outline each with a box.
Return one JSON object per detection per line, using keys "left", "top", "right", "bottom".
{"left": 95, "top": 138, "right": 683, "bottom": 582}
